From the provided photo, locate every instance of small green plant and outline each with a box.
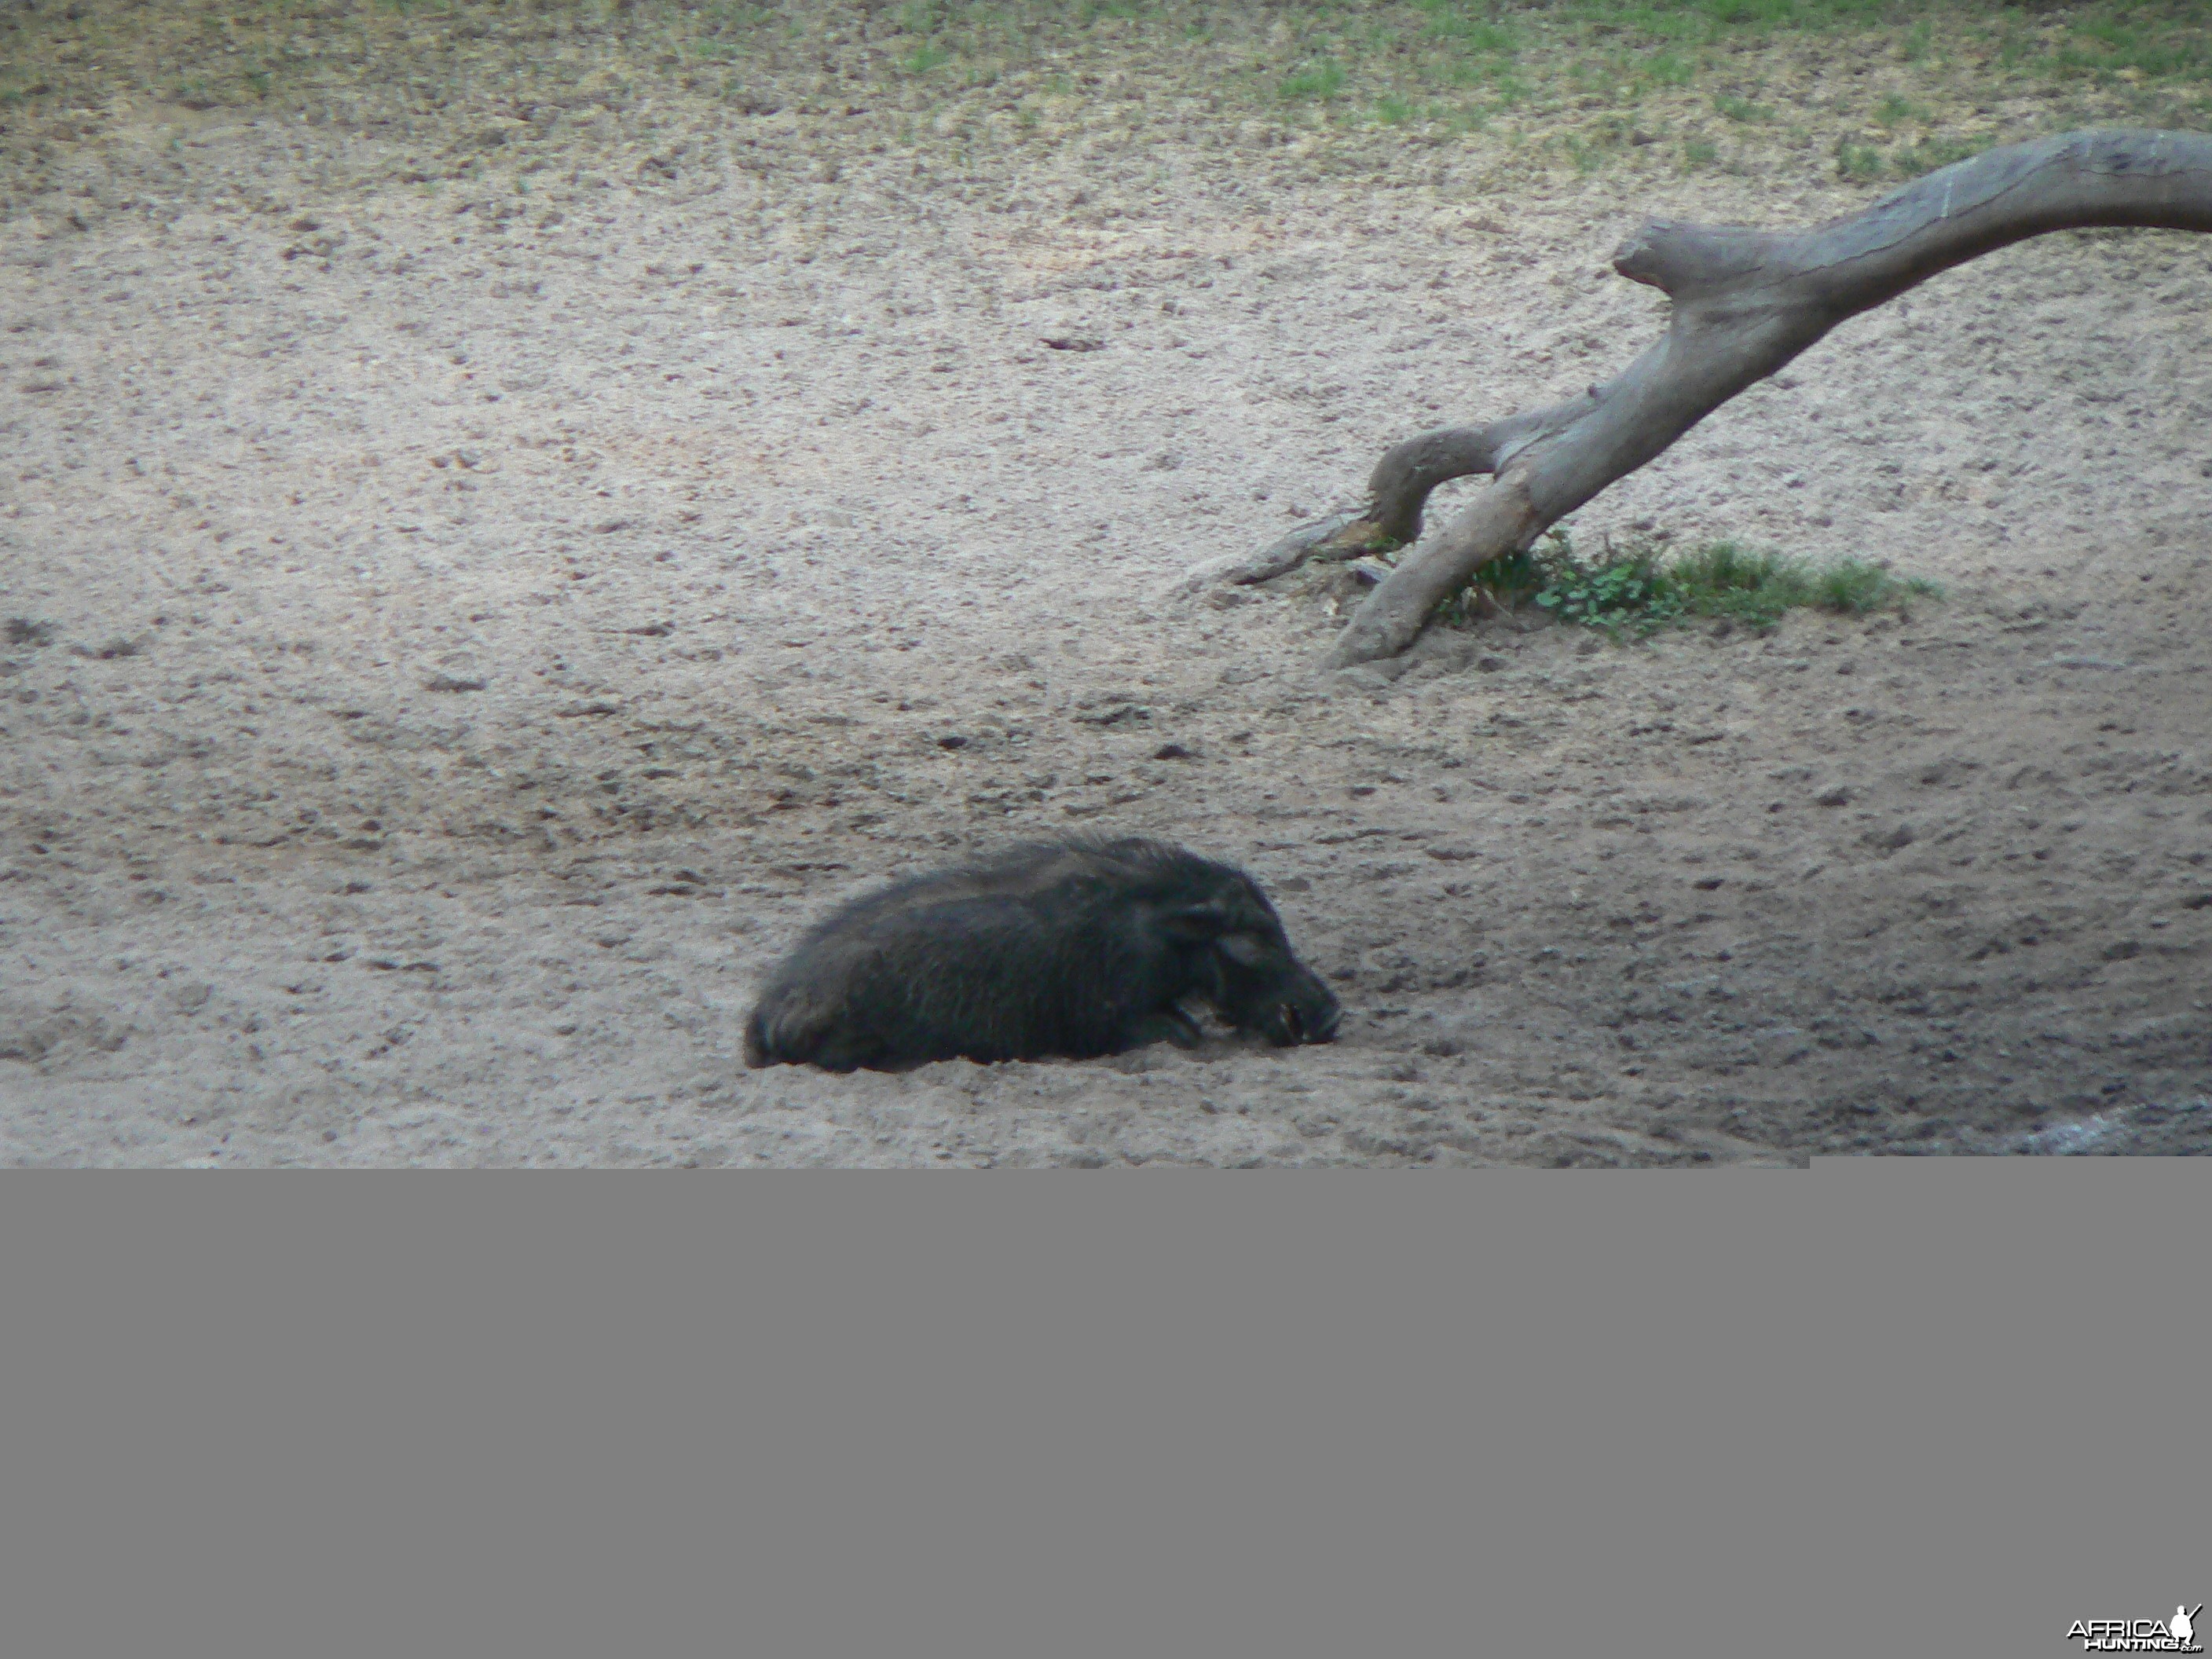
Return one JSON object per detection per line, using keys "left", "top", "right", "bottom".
{"left": 1427, "top": 544, "right": 1542, "bottom": 628}
{"left": 1372, "top": 93, "right": 1416, "bottom": 125}
{"left": 905, "top": 40, "right": 950, "bottom": 75}
{"left": 1872, "top": 92, "right": 1925, "bottom": 126}
{"left": 1534, "top": 537, "right": 1685, "bottom": 635}
{"left": 1682, "top": 135, "right": 1719, "bottom": 167}
{"left": 1712, "top": 92, "right": 1771, "bottom": 122}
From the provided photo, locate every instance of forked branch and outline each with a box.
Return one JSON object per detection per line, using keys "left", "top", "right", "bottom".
{"left": 1255, "top": 130, "right": 2212, "bottom": 667}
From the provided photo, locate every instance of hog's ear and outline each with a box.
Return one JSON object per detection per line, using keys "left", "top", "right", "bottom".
{"left": 1163, "top": 899, "right": 1235, "bottom": 940}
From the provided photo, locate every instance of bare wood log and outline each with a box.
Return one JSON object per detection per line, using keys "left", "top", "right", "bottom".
{"left": 1295, "top": 130, "right": 2212, "bottom": 668}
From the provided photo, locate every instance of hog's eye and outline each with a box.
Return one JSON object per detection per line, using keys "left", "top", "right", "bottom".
{"left": 1218, "top": 932, "right": 1271, "bottom": 967}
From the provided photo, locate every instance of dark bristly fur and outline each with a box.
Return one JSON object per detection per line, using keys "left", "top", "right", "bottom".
{"left": 743, "top": 837, "right": 1341, "bottom": 1071}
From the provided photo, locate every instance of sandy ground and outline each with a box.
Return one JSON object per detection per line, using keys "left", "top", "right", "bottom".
{"left": 4, "top": 94, "right": 2210, "bottom": 1164}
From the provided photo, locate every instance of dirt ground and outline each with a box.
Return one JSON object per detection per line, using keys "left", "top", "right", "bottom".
{"left": 4, "top": 24, "right": 2210, "bottom": 1163}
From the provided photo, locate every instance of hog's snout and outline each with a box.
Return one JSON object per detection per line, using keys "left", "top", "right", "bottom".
{"left": 1254, "top": 972, "right": 1342, "bottom": 1047}
{"left": 1295, "top": 998, "right": 1343, "bottom": 1044}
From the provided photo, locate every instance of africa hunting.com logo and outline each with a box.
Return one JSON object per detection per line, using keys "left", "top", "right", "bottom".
{"left": 2068, "top": 1606, "right": 2203, "bottom": 1654}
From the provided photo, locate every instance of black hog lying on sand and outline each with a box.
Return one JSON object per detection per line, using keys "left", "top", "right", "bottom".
{"left": 744, "top": 837, "right": 1342, "bottom": 1071}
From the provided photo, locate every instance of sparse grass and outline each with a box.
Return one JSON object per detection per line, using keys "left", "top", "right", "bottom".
{"left": 1562, "top": 128, "right": 1625, "bottom": 172}
{"left": 0, "top": 0, "right": 2204, "bottom": 210}
{"left": 1280, "top": 60, "right": 1346, "bottom": 102}
{"left": 1425, "top": 529, "right": 1939, "bottom": 638}
{"left": 1835, "top": 139, "right": 1886, "bottom": 182}
{"left": 1662, "top": 537, "right": 1943, "bottom": 626}
{"left": 1416, "top": 5, "right": 1519, "bottom": 56}
{"left": 1888, "top": 134, "right": 1992, "bottom": 178}
{"left": 1836, "top": 130, "right": 1995, "bottom": 182}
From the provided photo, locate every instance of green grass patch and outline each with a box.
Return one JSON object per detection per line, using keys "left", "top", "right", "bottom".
{"left": 1834, "top": 138, "right": 1885, "bottom": 181}
{"left": 1834, "top": 131, "right": 1994, "bottom": 182}
{"left": 1429, "top": 529, "right": 1938, "bottom": 637}
{"left": 1544, "top": 0, "right": 1904, "bottom": 44}
{"left": 1416, "top": 4, "right": 1519, "bottom": 55}
{"left": 1675, "top": 536, "right": 1936, "bottom": 630}
{"left": 2048, "top": 7, "right": 2211, "bottom": 83}
{"left": 1888, "top": 134, "right": 1991, "bottom": 178}
{"left": 1279, "top": 59, "right": 1346, "bottom": 101}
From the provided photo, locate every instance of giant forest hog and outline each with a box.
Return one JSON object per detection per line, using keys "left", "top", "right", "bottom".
{"left": 744, "top": 837, "right": 1342, "bottom": 1071}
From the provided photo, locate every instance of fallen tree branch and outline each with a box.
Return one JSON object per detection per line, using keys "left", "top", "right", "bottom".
{"left": 1270, "top": 129, "right": 2212, "bottom": 668}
